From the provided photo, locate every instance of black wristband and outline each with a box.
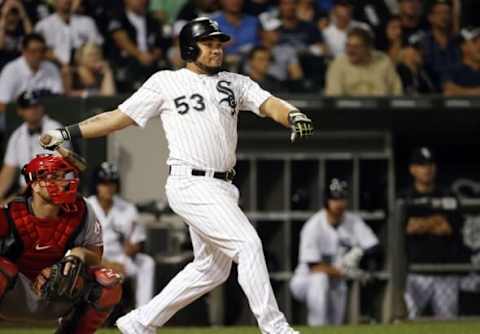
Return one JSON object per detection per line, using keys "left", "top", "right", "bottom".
{"left": 65, "top": 124, "right": 82, "bottom": 139}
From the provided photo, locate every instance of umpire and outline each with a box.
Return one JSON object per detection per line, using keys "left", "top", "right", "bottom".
{"left": 402, "top": 147, "right": 469, "bottom": 319}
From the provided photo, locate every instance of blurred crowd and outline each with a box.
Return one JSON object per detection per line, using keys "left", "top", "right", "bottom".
{"left": 0, "top": 0, "right": 478, "bottom": 104}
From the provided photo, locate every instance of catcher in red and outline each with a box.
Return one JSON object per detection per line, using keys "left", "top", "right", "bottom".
{"left": 0, "top": 154, "right": 123, "bottom": 333}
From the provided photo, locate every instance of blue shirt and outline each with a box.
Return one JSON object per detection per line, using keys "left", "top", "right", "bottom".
{"left": 443, "top": 63, "right": 480, "bottom": 87}
{"left": 421, "top": 31, "right": 461, "bottom": 91}
{"left": 212, "top": 13, "right": 259, "bottom": 55}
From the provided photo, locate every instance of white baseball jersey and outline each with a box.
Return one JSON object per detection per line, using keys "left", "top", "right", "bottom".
{"left": 115, "top": 67, "right": 298, "bottom": 334}
{"left": 295, "top": 209, "right": 378, "bottom": 275}
{"left": 290, "top": 209, "right": 378, "bottom": 325}
{"left": 118, "top": 68, "right": 270, "bottom": 171}
{"left": 87, "top": 195, "right": 155, "bottom": 307}
{"left": 86, "top": 195, "right": 145, "bottom": 260}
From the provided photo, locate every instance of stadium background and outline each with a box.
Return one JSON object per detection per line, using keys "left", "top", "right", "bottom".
{"left": 1, "top": 0, "right": 480, "bottom": 332}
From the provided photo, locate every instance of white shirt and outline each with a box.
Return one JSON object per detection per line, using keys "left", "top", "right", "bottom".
{"left": 0, "top": 56, "right": 63, "bottom": 104}
{"left": 119, "top": 68, "right": 271, "bottom": 171}
{"left": 87, "top": 195, "right": 146, "bottom": 260}
{"left": 3, "top": 115, "right": 70, "bottom": 186}
{"left": 126, "top": 10, "right": 147, "bottom": 52}
{"left": 322, "top": 21, "right": 364, "bottom": 57}
{"left": 35, "top": 13, "right": 103, "bottom": 64}
{"left": 294, "top": 209, "right": 378, "bottom": 275}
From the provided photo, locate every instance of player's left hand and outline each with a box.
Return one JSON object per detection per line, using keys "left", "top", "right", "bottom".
{"left": 33, "top": 255, "right": 88, "bottom": 301}
{"left": 288, "top": 111, "right": 313, "bottom": 142}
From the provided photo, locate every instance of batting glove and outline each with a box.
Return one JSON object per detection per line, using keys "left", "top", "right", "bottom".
{"left": 288, "top": 110, "right": 313, "bottom": 142}
{"left": 339, "top": 247, "right": 364, "bottom": 269}
{"left": 39, "top": 129, "right": 70, "bottom": 150}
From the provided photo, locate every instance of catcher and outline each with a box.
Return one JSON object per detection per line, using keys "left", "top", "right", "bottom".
{"left": 0, "top": 154, "right": 123, "bottom": 333}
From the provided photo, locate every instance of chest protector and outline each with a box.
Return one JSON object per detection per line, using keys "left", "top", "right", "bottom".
{"left": 6, "top": 197, "right": 86, "bottom": 281}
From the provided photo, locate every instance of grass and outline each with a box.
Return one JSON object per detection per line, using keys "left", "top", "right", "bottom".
{"left": 1, "top": 322, "right": 480, "bottom": 334}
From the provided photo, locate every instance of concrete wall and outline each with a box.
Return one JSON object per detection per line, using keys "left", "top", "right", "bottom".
{"left": 107, "top": 118, "right": 169, "bottom": 203}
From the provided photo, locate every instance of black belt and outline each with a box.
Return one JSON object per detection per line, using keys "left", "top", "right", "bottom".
{"left": 169, "top": 167, "right": 236, "bottom": 181}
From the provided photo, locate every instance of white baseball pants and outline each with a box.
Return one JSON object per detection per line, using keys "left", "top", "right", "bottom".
{"left": 135, "top": 173, "right": 296, "bottom": 334}
{"left": 290, "top": 272, "right": 347, "bottom": 325}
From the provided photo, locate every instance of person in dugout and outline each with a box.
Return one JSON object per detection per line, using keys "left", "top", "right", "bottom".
{"left": 402, "top": 146, "right": 470, "bottom": 319}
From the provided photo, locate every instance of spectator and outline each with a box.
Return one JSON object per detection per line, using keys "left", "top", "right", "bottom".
{"left": 0, "top": 0, "right": 33, "bottom": 69}
{"left": 322, "top": 0, "right": 363, "bottom": 57}
{"left": 258, "top": 17, "right": 305, "bottom": 86}
{"left": 290, "top": 178, "right": 379, "bottom": 326}
{"left": 278, "top": 0, "right": 325, "bottom": 54}
{"left": 443, "top": 27, "right": 480, "bottom": 96}
{"left": 380, "top": 15, "right": 404, "bottom": 63}
{"left": 421, "top": 0, "right": 461, "bottom": 92}
{"left": 278, "top": 0, "right": 327, "bottom": 88}
{"left": 351, "top": 0, "right": 392, "bottom": 39}
{"left": 66, "top": 42, "right": 116, "bottom": 97}
{"left": 87, "top": 162, "right": 155, "bottom": 308}
{"left": 325, "top": 27, "right": 403, "bottom": 96}
{"left": 106, "top": 0, "right": 166, "bottom": 92}
{"left": 0, "top": 90, "right": 69, "bottom": 202}
{"left": 402, "top": 147, "right": 468, "bottom": 319}
{"left": 34, "top": 0, "right": 103, "bottom": 67}
{"left": 212, "top": 0, "right": 260, "bottom": 58}
{"left": 0, "top": 33, "right": 63, "bottom": 131}
{"left": 242, "top": 46, "right": 283, "bottom": 92}
{"left": 398, "top": 0, "right": 426, "bottom": 43}
{"left": 397, "top": 32, "right": 436, "bottom": 95}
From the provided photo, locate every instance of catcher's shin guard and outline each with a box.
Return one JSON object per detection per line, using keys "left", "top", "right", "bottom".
{"left": 0, "top": 257, "right": 18, "bottom": 300}
{"left": 56, "top": 267, "right": 123, "bottom": 334}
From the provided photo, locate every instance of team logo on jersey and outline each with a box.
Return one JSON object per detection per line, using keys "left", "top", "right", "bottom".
{"left": 216, "top": 80, "right": 237, "bottom": 115}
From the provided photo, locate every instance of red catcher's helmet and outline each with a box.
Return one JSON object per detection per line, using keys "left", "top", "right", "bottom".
{"left": 22, "top": 154, "right": 80, "bottom": 205}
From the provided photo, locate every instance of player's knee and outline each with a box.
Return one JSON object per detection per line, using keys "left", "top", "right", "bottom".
{"left": 87, "top": 267, "right": 123, "bottom": 311}
{"left": 0, "top": 257, "right": 18, "bottom": 298}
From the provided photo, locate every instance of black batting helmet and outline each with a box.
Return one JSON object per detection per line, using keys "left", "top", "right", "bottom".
{"left": 179, "top": 17, "right": 231, "bottom": 62}
{"left": 324, "top": 178, "right": 349, "bottom": 207}
{"left": 90, "top": 162, "right": 120, "bottom": 194}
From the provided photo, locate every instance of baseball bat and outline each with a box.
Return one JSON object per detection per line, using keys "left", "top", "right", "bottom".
{"left": 40, "top": 134, "right": 87, "bottom": 172}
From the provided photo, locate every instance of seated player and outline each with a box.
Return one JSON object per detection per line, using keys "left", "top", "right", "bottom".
{"left": 290, "top": 178, "right": 379, "bottom": 326}
{"left": 0, "top": 154, "right": 123, "bottom": 333}
{"left": 87, "top": 162, "right": 155, "bottom": 307}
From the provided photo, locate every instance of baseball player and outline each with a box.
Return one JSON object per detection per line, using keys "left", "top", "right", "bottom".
{"left": 87, "top": 161, "right": 155, "bottom": 307}
{"left": 290, "top": 178, "right": 379, "bottom": 326}
{"left": 39, "top": 17, "right": 313, "bottom": 334}
{"left": 0, "top": 154, "right": 123, "bottom": 334}
{"left": 402, "top": 147, "right": 468, "bottom": 319}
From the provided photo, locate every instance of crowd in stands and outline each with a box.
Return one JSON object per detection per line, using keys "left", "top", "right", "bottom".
{"left": 0, "top": 0, "right": 477, "bottom": 99}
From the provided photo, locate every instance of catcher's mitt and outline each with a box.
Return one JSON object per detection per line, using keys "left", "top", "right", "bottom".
{"left": 33, "top": 255, "right": 88, "bottom": 301}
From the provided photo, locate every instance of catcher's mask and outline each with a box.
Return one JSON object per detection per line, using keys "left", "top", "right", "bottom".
{"left": 22, "top": 154, "right": 80, "bottom": 205}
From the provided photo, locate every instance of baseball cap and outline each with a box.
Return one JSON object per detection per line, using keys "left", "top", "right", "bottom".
{"left": 17, "top": 91, "right": 40, "bottom": 108}
{"left": 326, "top": 178, "right": 349, "bottom": 200}
{"left": 410, "top": 147, "right": 436, "bottom": 165}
